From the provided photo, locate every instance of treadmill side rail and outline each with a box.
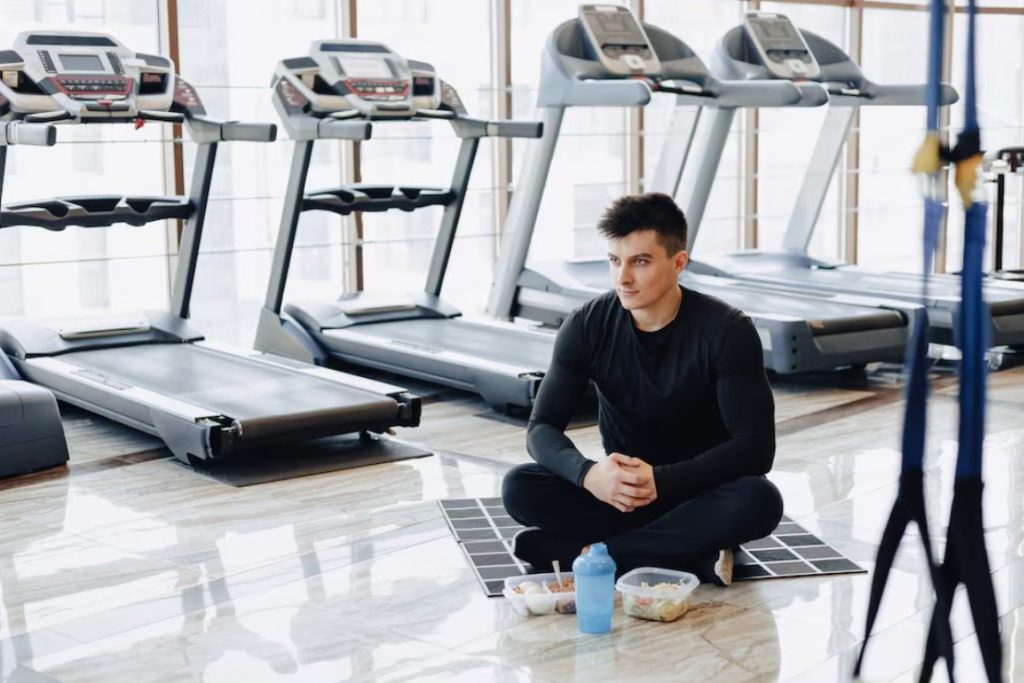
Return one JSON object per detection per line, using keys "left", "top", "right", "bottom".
{"left": 21, "top": 356, "right": 232, "bottom": 462}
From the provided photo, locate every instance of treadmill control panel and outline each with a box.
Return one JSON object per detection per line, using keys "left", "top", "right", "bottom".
{"left": 578, "top": 4, "right": 660, "bottom": 76}
{"left": 0, "top": 31, "right": 178, "bottom": 120}
{"left": 54, "top": 75, "right": 131, "bottom": 96}
{"left": 325, "top": 42, "right": 410, "bottom": 104}
{"left": 743, "top": 12, "right": 821, "bottom": 80}
{"left": 345, "top": 78, "right": 407, "bottom": 101}
{"left": 272, "top": 40, "right": 454, "bottom": 124}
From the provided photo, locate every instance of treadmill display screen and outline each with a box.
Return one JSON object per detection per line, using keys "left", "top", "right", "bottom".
{"left": 337, "top": 55, "right": 393, "bottom": 79}
{"left": 59, "top": 54, "right": 104, "bottom": 71}
{"left": 750, "top": 17, "right": 805, "bottom": 51}
{"left": 590, "top": 8, "right": 647, "bottom": 46}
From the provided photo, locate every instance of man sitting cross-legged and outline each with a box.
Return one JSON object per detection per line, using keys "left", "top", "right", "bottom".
{"left": 502, "top": 192, "right": 783, "bottom": 586}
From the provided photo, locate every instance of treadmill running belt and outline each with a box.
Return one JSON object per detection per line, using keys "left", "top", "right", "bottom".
{"left": 63, "top": 344, "right": 401, "bottom": 434}
{"left": 705, "top": 258, "right": 1024, "bottom": 312}
{"left": 690, "top": 280, "right": 905, "bottom": 336}
{"left": 334, "top": 319, "right": 555, "bottom": 371}
{"left": 560, "top": 262, "right": 907, "bottom": 333}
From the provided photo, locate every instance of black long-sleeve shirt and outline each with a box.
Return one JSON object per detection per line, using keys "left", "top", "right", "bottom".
{"left": 527, "top": 286, "right": 776, "bottom": 501}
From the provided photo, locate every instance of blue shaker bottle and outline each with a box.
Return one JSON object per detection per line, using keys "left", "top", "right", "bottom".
{"left": 572, "top": 543, "right": 616, "bottom": 633}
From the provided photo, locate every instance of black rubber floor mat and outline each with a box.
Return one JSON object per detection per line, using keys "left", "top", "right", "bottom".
{"left": 439, "top": 497, "right": 865, "bottom": 596}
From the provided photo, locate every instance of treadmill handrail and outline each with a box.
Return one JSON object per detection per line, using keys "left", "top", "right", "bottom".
{"left": 712, "top": 79, "right": 817, "bottom": 108}
{"left": 794, "top": 82, "right": 830, "bottom": 106}
{"left": 828, "top": 82, "right": 958, "bottom": 107}
{"left": 221, "top": 121, "right": 277, "bottom": 142}
{"left": 137, "top": 109, "right": 185, "bottom": 124}
{"left": 270, "top": 89, "right": 376, "bottom": 141}
{"left": 542, "top": 77, "right": 652, "bottom": 108}
{"left": 320, "top": 110, "right": 543, "bottom": 141}
{"left": 186, "top": 115, "right": 278, "bottom": 143}
{"left": 14, "top": 108, "right": 279, "bottom": 145}
{"left": 13, "top": 104, "right": 278, "bottom": 147}
{"left": 0, "top": 121, "right": 57, "bottom": 147}
{"left": 449, "top": 117, "right": 544, "bottom": 140}
{"left": 22, "top": 110, "right": 74, "bottom": 124}
{"left": 320, "top": 118, "right": 372, "bottom": 140}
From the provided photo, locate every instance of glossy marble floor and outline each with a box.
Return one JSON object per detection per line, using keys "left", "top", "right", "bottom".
{"left": 1, "top": 365, "right": 1022, "bottom": 682}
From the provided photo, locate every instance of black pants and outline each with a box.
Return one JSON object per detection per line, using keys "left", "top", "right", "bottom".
{"left": 502, "top": 463, "right": 784, "bottom": 569}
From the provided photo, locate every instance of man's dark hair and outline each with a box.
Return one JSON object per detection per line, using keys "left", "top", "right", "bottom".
{"left": 597, "top": 192, "right": 688, "bottom": 256}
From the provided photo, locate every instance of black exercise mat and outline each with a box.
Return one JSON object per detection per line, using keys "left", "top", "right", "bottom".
{"left": 193, "top": 435, "right": 432, "bottom": 487}
{"left": 439, "top": 497, "right": 865, "bottom": 597}
{"left": 439, "top": 497, "right": 529, "bottom": 596}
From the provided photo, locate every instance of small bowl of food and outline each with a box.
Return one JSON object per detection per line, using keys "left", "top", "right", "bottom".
{"left": 615, "top": 567, "right": 699, "bottom": 622}
{"left": 503, "top": 572, "right": 576, "bottom": 616}
{"left": 545, "top": 575, "right": 576, "bottom": 614}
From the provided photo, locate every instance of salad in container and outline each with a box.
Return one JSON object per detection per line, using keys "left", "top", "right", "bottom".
{"left": 616, "top": 567, "right": 699, "bottom": 622}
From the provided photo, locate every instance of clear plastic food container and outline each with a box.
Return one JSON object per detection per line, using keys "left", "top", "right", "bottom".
{"left": 503, "top": 572, "right": 577, "bottom": 616}
{"left": 615, "top": 567, "right": 699, "bottom": 622}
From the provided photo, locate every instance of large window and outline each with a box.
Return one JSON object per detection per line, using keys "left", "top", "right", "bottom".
{"left": 756, "top": 2, "right": 848, "bottom": 261}
{"left": 511, "top": 0, "right": 629, "bottom": 266}
{"left": 857, "top": 7, "right": 933, "bottom": 272}
{"left": 2, "top": 0, "right": 1020, "bottom": 337}
{"left": 357, "top": 0, "right": 497, "bottom": 315}
{"left": 176, "top": 0, "right": 344, "bottom": 345}
{"left": 0, "top": 1, "right": 166, "bottom": 318}
{"left": 644, "top": 0, "right": 745, "bottom": 257}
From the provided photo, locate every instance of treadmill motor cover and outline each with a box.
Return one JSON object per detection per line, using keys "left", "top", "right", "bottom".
{"left": 0, "top": 380, "right": 69, "bottom": 478}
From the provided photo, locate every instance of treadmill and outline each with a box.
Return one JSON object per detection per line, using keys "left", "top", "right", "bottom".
{"left": 0, "top": 31, "right": 420, "bottom": 467}
{"left": 0, "top": 118, "right": 69, "bottom": 478}
{"left": 253, "top": 39, "right": 555, "bottom": 412}
{"left": 679, "top": 12, "right": 1024, "bottom": 348}
{"left": 486, "top": 4, "right": 922, "bottom": 374}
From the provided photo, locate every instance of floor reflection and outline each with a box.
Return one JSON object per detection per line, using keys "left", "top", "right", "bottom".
{"left": 0, "top": 367, "right": 1021, "bottom": 682}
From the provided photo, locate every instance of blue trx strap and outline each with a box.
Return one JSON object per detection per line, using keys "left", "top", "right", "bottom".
{"left": 920, "top": 0, "right": 1003, "bottom": 680}
{"left": 856, "top": 0, "right": 954, "bottom": 678}
{"left": 952, "top": 0, "right": 988, "bottom": 482}
{"left": 957, "top": 201, "right": 988, "bottom": 481}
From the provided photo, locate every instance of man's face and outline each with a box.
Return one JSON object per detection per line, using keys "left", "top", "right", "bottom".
{"left": 607, "top": 229, "right": 688, "bottom": 311}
